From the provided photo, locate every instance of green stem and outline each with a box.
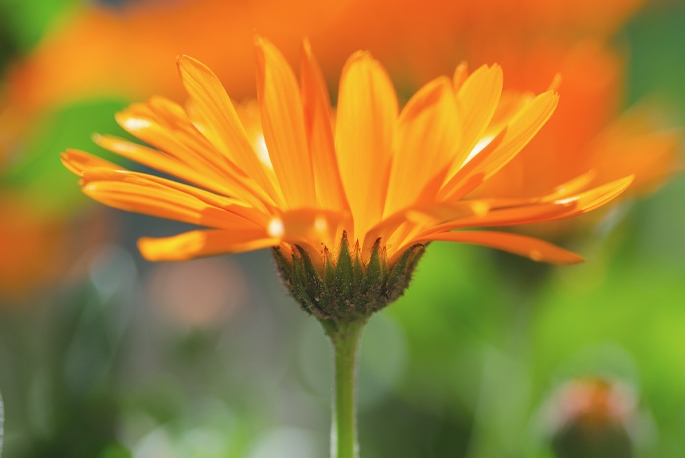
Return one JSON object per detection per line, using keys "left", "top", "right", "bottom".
{"left": 322, "top": 318, "right": 367, "bottom": 458}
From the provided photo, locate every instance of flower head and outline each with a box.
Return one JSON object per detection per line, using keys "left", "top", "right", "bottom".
{"left": 63, "top": 37, "right": 631, "bottom": 319}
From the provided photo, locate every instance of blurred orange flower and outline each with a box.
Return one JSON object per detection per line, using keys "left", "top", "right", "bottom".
{"left": 63, "top": 38, "right": 632, "bottom": 268}
{"left": 0, "top": 0, "right": 650, "bottom": 116}
{"left": 0, "top": 185, "right": 116, "bottom": 300}
{"left": 0, "top": 194, "right": 68, "bottom": 299}
{"left": 547, "top": 378, "right": 637, "bottom": 457}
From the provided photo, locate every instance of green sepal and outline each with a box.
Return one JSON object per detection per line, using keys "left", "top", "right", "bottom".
{"left": 352, "top": 244, "right": 364, "bottom": 284}
{"left": 335, "top": 232, "right": 354, "bottom": 300}
{"left": 324, "top": 249, "right": 336, "bottom": 286}
{"left": 362, "top": 239, "right": 383, "bottom": 290}
{"left": 290, "top": 248, "right": 317, "bottom": 315}
{"left": 272, "top": 237, "right": 426, "bottom": 322}
{"left": 386, "top": 244, "right": 425, "bottom": 303}
{"left": 295, "top": 245, "right": 328, "bottom": 317}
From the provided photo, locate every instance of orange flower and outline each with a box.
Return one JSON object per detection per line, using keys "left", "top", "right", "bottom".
{"left": 62, "top": 38, "right": 632, "bottom": 276}
{"left": 0, "top": 194, "right": 68, "bottom": 300}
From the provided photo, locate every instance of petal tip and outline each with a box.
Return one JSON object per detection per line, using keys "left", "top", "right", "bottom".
{"left": 347, "top": 50, "right": 373, "bottom": 65}
{"left": 254, "top": 34, "right": 272, "bottom": 51}
{"left": 302, "top": 37, "right": 312, "bottom": 55}
{"left": 137, "top": 237, "right": 161, "bottom": 262}
{"left": 548, "top": 73, "right": 563, "bottom": 93}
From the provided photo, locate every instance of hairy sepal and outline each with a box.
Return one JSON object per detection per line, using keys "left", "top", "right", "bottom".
{"left": 272, "top": 232, "right": 425, "bottom": 323}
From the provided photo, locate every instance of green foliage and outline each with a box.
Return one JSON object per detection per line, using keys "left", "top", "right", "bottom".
{"left": 625, "top": 2, "right": 685, "bottom": 107}
{"left": 2, "top": 99, "right": 131, "bottom": 215}
{"left": 0, "top": 0, "right": 79, "bottom": 52}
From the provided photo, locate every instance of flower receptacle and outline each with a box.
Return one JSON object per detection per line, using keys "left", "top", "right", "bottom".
{"left": 272, "top": 232, "right": 425, "bottom": 323}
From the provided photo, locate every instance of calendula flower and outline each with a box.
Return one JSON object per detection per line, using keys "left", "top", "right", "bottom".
{"left": 62, "top": 37, "right": 631, "bottom": 318}
{"left": 62, "top": 37, "right": 634, "bottom": 458}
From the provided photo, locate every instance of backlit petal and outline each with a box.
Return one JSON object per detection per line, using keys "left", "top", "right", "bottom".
{"left": 61, "top": 149, "right": 123, "bottom": 176}
{"left": 552, "top": 175, "right": 634, "bottom": 217}
{"left": 115, "top": 108, "right": 232, "bottom": 183}
{"left": 82, "top": 168, "right": 270, "bottom": 226}
{"left": 451, "top": 64, "right": 503, "bottom": 168}
{"left": 139, "top": 230, "right": 278, "bottom": 261}
{"left": 440, "top": 90, "right": 559, "bottom": 200}
{"left": 300, "top": 40, "right": 349, "bottom": 212}
{"left": 177, "top": 55, "right": 281, "bottom": 203}
{"left": 255, "top": 36, "right": 315, "bottom": 208}
{"left": 384, "top": 76, "right": 461, "bottom": 216}
{"left": 93, "top": 134, "right": 269, "bottom": 211}
{"left": 335, "top": 51, "right": 398, "bottom": 239}
{"left": 419, "top": 231, "right": 583, "bottom": 264}
{"left": 71, "top": 159, "right": 270, "bottom": 230}
{"left": 411, "top": 200, "right": 577, "bottom": 241}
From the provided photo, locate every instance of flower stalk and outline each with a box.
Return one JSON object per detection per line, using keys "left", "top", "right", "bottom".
{"left": 322, "top": 317, "right": 367, "bottom": 458}
{"left": 274, "top": 236, "right": 424, "bottom": 457}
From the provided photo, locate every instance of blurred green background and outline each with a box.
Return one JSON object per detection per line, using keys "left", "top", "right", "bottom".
{"left": 0, "top": 0, "right": 684, "bottom": 457}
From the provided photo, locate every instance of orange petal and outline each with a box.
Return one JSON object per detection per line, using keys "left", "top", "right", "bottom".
{"left": 93, "top": 134, "right": 269, "bottom": 211}
{"left": 417, "top": 176, "right": 633, "bottom": 244}
{"left": 177, "top": 55, "right": 280, "bottom": 203}
{"left": 436, "top": 127, "right": 507, "bottom": 201}
{"left": 254, "top": 36, "right": 315, "bottom": 209}
{"left": 553, "top": 175, "right": 634, "bottom": 218}
{"left": 469, "top": 170, "right": 599, "bottom": 210}
{"left": 440, "top": 91, "right": 559, "bottom": 201}
{"left": 83, "top": 166, "right": 270, "bottom": 225}
{"left": 335, "top": 51, "right": 398, "bottom": 239}
{"left": 486, "top": 89, "right": 535, "bottom": 137}
{"left": 476, "top": 91, "right": 559, "bottom": 181}
{"left": 440, "top": 175, "right": 632, "bottom": 241}
{"left": 384, "top": 76, "right": 461, "bottom": 216}
{"left": 543, "top": 170, "right": 598, "bottom": 201}
{"left": 137, "top": 96, "right": 234, "bottom": 175}
{"left": 451, "top": 64, "right": 503, "bottom": 168}
{"left": 81, "top": 171, "right": 266, "bottom": 230}
{"left": 138, "top": 230, "right": 278, "bottom": 261}
{"left": 115, "top": 109, "right": 228, "bottom": 181}
{"left": 300, "top": 40, "right": 349, "bottom": 212}
{"left": 414, "top": 200, "right": 577, "bottom": 240}
{"left": 116, "top": 102, "right": 279, "bottom": 208}
{"left": 61, "top": 149, "right": 123, "bottom": 176}
{"left": 419, "top": 231, "right": 584, "bottom": 264}
{"left": 452, "top": 61, "right": 469, "bottom": 92}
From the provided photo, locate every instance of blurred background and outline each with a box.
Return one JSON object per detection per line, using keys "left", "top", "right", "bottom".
{"left": 0, "top": 0, "right": 684, "bottom": 457}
